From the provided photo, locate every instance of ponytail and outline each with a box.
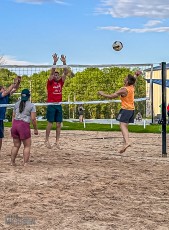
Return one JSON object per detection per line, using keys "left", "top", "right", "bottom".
{"left": 19, "top": 101, "right": 26, "bottom": 113}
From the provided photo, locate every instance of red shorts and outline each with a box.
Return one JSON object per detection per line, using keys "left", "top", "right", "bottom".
{"left": 11, "top": 120, "right": 31, "bottom": 140}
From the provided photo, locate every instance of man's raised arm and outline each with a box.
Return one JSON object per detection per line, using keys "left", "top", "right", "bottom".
{"left": 49, "top": 53, "right": 59, "bottom": 81}
{"left": 2, "top": 76, "right": 21, "bottom": 97}
{"left": 10, "top": 76, "right": 21, "bottom": 95}
{"left": 60, "top": 54, "right": 68, "bottom": 82}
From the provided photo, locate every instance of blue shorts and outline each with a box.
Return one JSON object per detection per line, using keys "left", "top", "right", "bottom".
{"left": 116, "top": 109, "right": 135, "bottom": 123}
{"left": 46, "top": 105, "right": 62, "bottom": 123}
{"left": 0, "top": 120, "right": 4, "bottom": 138}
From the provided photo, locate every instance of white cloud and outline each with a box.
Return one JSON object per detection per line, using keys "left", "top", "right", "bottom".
{"left": 144, "top": 20, "right": 163, "bottom": 27}
{"left": 96, "top": 1, "right": 169, "bottom": 33}
{"left": 3, "top": 55, "right": 49, "bottom": 65}
{"left": 98, "top": 25, "right": 169, "bottom": 33}
{"left": 14, "top": 0, "right": 67, "bottom": 5}
{"left": 3, "top": 55, "right": 33, "bottom": 65}
{"left": 96, "top": 0, "right": 169, "bottom": 18}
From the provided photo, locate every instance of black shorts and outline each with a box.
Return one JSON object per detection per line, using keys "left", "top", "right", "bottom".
{"left": 116, "top": 109, "right": 135, "bottom": 124}
{"left": 0, "top": 120, "right": 4, "bottom": 138}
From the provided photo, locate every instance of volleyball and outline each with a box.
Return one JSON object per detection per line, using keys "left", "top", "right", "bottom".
{"left": 112, "top": 41, "right": 123, "bottom": 51}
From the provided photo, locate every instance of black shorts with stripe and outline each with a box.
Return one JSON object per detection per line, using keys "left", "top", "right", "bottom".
{"left": 116, "top": 109, "right": 135, "bottom": 124}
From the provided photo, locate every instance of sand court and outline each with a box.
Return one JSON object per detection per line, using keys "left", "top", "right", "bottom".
{"left": 0, "top": 128, "right": 169, "bottom": 229}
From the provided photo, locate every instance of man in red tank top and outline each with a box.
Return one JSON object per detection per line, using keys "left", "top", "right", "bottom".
{"left": 98, "top": 71, "right": 141, "bottom": 153}
{"left": 45, "top": 53, "right": 68, "bottom": 149}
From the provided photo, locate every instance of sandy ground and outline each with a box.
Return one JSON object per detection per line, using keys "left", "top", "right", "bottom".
{"left": 0, "top": 128, "right": 169, "bottom": 230}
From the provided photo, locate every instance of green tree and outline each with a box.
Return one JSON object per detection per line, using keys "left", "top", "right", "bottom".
{"left": 0, "top": 66, "right": 146, "bottom": 120}
{"left": 62, "top": 67, "right": 146, "bottom": 119}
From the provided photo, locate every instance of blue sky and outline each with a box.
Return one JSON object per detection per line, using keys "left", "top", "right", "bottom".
{"left": 1, "top": 0, "right": 169, "bottom": 65}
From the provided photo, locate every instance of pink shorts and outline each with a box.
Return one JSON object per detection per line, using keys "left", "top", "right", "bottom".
{"left": 11, "top": 120, "right": 31, "bottom": 140}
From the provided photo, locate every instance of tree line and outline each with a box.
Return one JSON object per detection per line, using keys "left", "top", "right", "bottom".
{"left": 0, "top": 67, "right": 146, "bottom": 121}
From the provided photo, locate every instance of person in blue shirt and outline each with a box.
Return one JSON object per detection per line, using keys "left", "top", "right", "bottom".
{"left": 0, "top": 76, "right": 21, "bottom": 152}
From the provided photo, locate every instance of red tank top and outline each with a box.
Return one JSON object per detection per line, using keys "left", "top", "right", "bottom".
{"left": 47, "top": 79, "right": 64, "bottom": 102}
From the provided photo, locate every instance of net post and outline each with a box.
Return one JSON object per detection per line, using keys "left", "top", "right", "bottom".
{"left": 161, "top": 62, "right": 167, "bottom": 157}
{"left": 143, "top": 119, "right": 146, "bottom": 129}
{"left": 111, "top": 119, "right": 113, "bottom": 128}
{"left": 149, "top": 64, "right": 154, "bottom": 124}
{"left": 83, "top": 119, "right": 86, "bottom": 128}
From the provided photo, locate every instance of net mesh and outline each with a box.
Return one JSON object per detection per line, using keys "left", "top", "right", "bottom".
{"left": 0, "top": 63, "right": 153, "bottom": 119}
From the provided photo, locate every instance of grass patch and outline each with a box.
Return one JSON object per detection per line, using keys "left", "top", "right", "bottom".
{"left": 4, "top": 121, "right": 165, "bottom": 133}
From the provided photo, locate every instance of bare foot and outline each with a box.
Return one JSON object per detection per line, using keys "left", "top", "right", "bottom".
{"left": 53, "top": 143, "right": 61, "bottom": 150}
{"left": 119, "top": 143, "right": 131, "bottom": 153}
{"left": 45, "top": 141, "right": 52, "bottom": 149}
{"left": 11, "top": 162, "right": 16, "bottom": 166}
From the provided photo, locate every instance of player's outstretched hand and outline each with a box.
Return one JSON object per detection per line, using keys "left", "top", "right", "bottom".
{"left": 17, "top": 76, "right": 21, "bottom": 83}
{"left": 60, "top": 54, "right": 66, "bottom": 64}
{"left": 34, "top": 129, "right": 38, "bottom": 135}
{"left": 135, "top": 70, "right": 142, "bottom": 77}
{"left": 13, "top": 77, "right": 19, "bottom": 84}
{"left": 52, "top": 53, "right": 59, "bottom": 63}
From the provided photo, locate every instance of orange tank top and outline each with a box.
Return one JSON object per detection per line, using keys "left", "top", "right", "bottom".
{"left": 121, "top": 85, "right": 135, "bottom": 110}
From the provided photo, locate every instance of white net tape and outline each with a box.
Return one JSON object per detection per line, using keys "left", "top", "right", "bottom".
{"left": 0, "top": 97, "right": 148, "bottom": 108}
{"left": 0, "top": 63, "right": 153, "bottom": 76}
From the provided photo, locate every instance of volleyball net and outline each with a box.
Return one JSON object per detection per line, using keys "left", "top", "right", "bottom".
{"left": 0, "top": 63, "right": 153, "bottom": 120}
